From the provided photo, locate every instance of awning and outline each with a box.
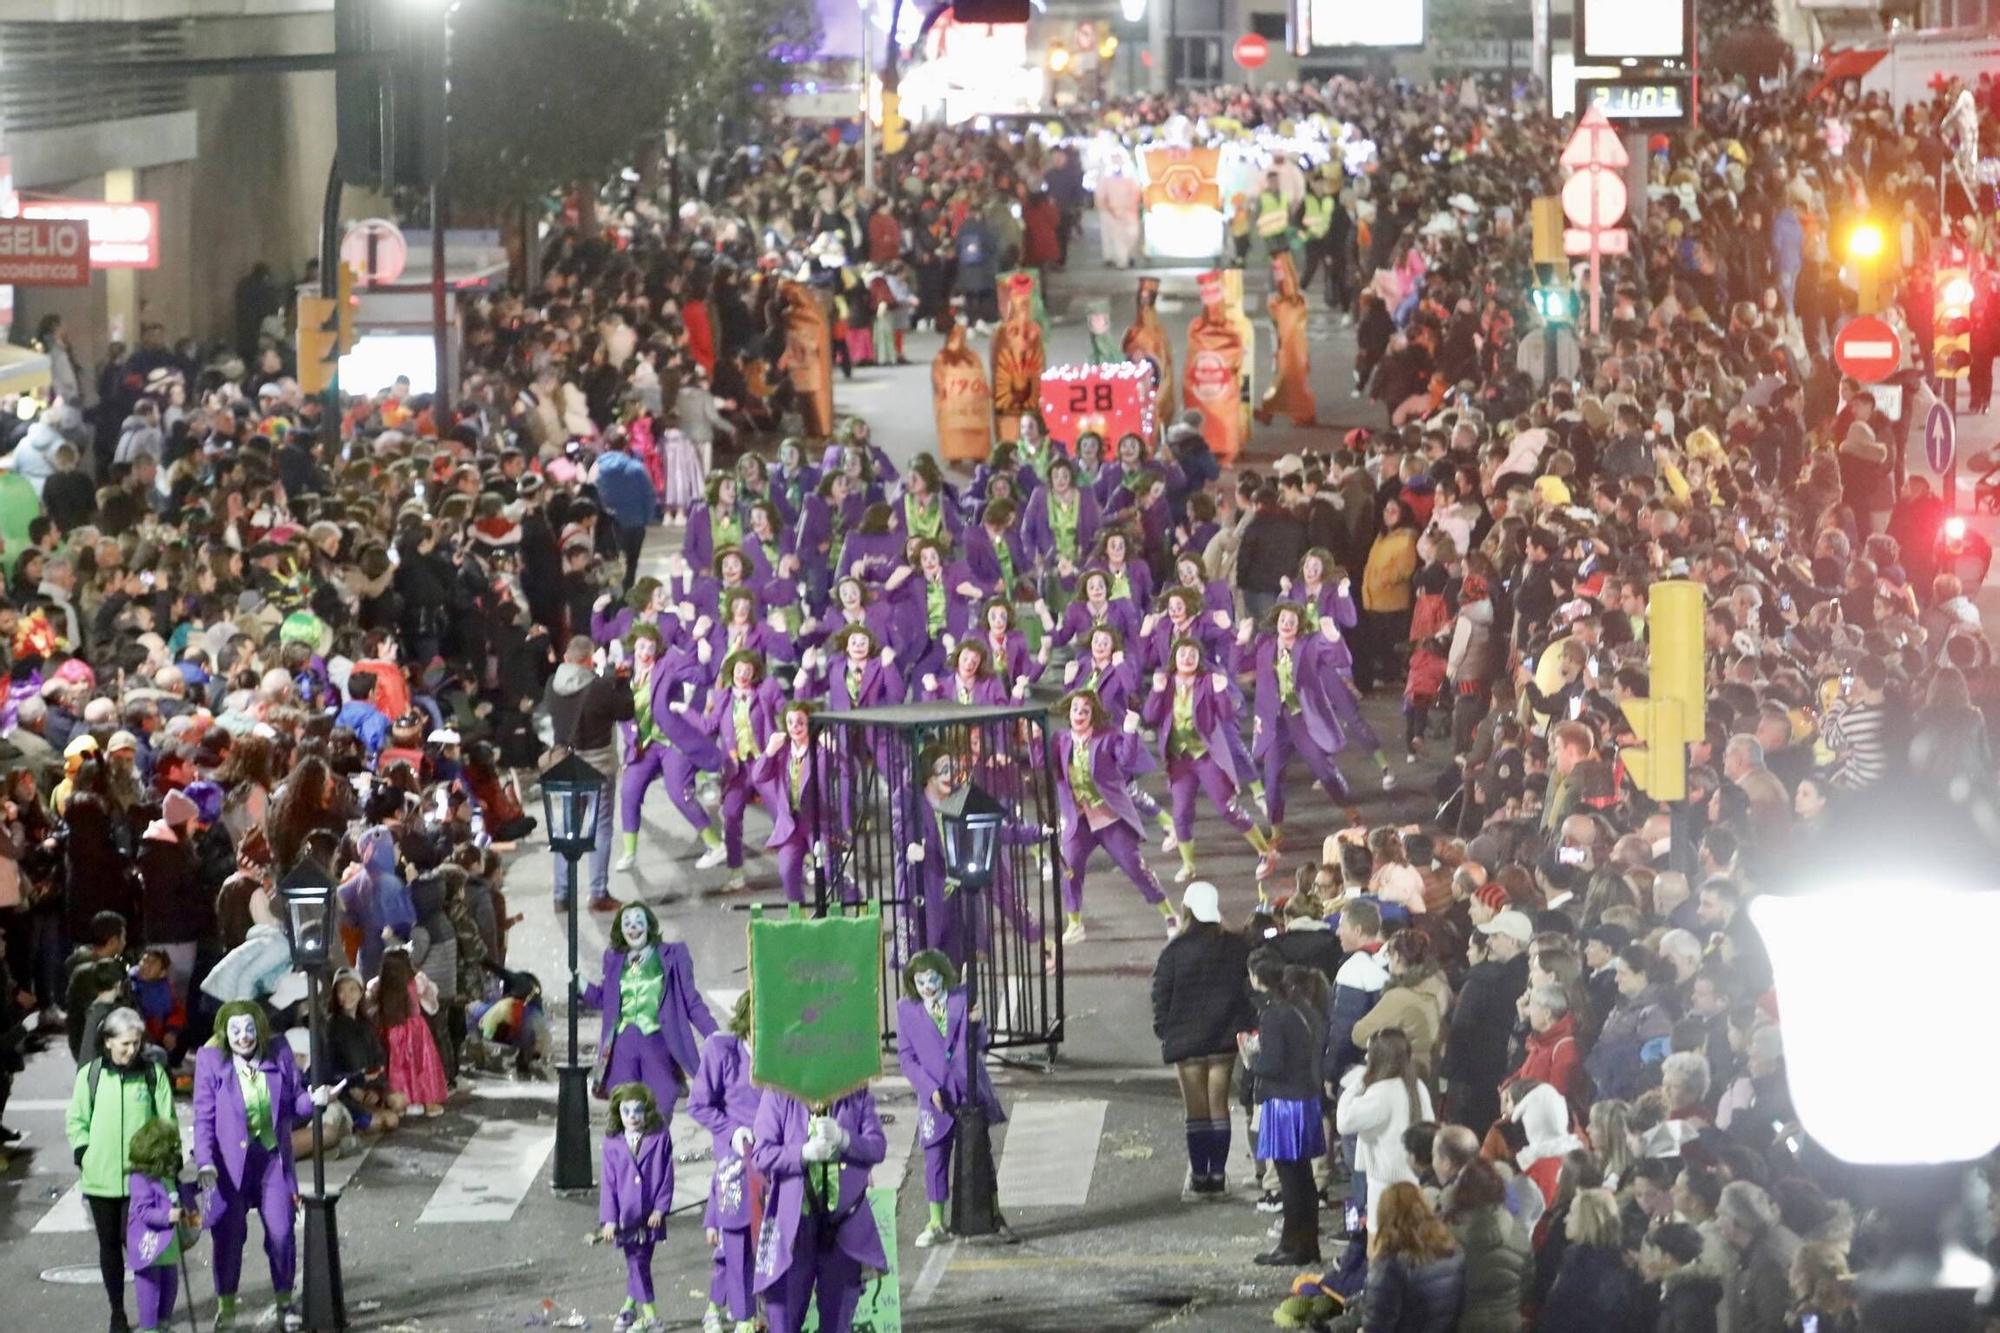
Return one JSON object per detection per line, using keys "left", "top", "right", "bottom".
{"left": 1809, "top": 47, "right": 1887, "bottom": 99}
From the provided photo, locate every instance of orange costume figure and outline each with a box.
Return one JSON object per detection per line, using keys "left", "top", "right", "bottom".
{"left": 1184, "top": 270, "right": 1248, "bottom": 465}
{"left": 990, "top": 272, "right": 1045, "bottom": 443}
{"left": 1122, "top": 276, "right": 1176, "bottom": 427}
{"left": 1257, "top": 252, "right": 1317, "bottom": 427}
{"left": 933, "top": 313, "right": 994, "bottom": 464}
{"left": 779, "top": 280, "right": 834, "bottom": 437}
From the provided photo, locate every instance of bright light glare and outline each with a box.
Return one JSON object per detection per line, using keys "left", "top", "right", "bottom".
{"left": 1846, "top": 224, "right": 1884, "bottom": 261}
{"left": 1751, "top": 888, "right": 2000, "bottom": 1165}
{"left": 1048, "top": 46, "right": 1071, "bottom": 73}
{"left": 1119, "top": 0, "right": 1146, "bottom": 20}
{"left": 1945, "top": 277, "right": 1976, "bottom": 308}
{"left": 341, "top": 335, "right": 436, "bottom": 398}
{"left": 1946, "top": 516, "right": 1968, "bottom": 541}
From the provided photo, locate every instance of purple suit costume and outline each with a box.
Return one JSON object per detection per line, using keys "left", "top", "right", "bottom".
{"left": 896, "top": 989, "right": 1007, "bottom": 1204}
{"left": 752, "top": 1090, "right": 888, "bottom": 1333}
{"left": 126, "top": 1172, "right": 193, "bottom": 1329}
{"left": 1242, "top": 633, "right": 1355, "bottom": 823}
{"left": 1054, "top": 598, "right": 1140, "bottom": 651}
{"left": 619, "top": 649, "right": 723, "bottom": 838}
{"left": 702, "top": 679, "right": 787, "bottom": 869}
{"left": 833, "top": 530, "right": 904, "bottom": 591}
{"left": 1054, "top": 728, "right": 1166, "bottom": 913}
{"left": 1022, "top": 486, "right": 1102, "bottom": 581}
{"left": 599, "top": 1130, "right": 674, "bottom": 1303}
{"left": 1141, "top": 673, "right": 1257, "bottom": 841}
{"left": 192, "top": 1043, "right": 313, "bottom": 1299}
{"left": 975, "top": 629, "right": 1043, "bottom": 692}
{"left": 1139, "top": 611, "right": 1233, "bottom": 676}
{"left": 582, "top": 942, "right": 717, "bottom": 1118}
{"left": 683, "top": 502, "right": 748, "bottom": 575}
{"left": 961, "top": 525, "right": 1032, "bottom": 598}
{"left": 1099, "top": 559, "right": 1155, "bottom": 612}
{"left": 1066, "top": 654, "right": 1141, "bottom": 717}
{"left": 917, "top": 672, "right": 1009, "bottom": 708}
{"left": 753, "top": 740, "right": 826, "bottom": 904}
{"left": 688, "top": 1032, "right": 761, "bottom": 1321}
{"left": 890, "top": 566, "right": 980, "bottom": 680}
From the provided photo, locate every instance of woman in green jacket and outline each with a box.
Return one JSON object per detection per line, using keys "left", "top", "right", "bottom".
{"left": 66, "top": 1006, "right": 176, "bottom": 1333}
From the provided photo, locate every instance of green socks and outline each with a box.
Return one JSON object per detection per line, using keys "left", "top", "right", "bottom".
{"left": 621, "top": 832, "right": 639, "bottom": 856}
{"left": 1179, "top": 842, "right": 1198, "bottom": 872}
{"left": 1371, "top": 751, "right": 1390, "bottom": 771}
{"left": 1065, "top": 911, "right": 1083, "bottom": 928}
{"left": 641, "top": 1304, "right": 658, "bottom": 1322}
{"left": 700, "top": 827, "right": 723, "bottom": 848}
{"left": 929, "top": 1201, "right": 947, "bottom": 1229}
{"left": 1246, "top": 827, "right": 1272, "bottom": 855}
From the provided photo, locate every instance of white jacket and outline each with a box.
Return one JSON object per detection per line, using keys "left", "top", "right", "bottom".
{"left": 1336, "top": 1069, "right": 1434, "bottom": 1226}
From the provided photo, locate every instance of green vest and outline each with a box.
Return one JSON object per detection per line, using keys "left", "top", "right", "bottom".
{"left": 619, "top": 948, "right": 665, "bottom": 1035}
{"left": 1301, "top": 194, "right": 1334, "bottom": 239}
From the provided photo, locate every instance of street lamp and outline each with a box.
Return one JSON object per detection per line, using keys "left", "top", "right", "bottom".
{"left": 1751, "top": 883, "right": 2000, "bottom": 1331}
{"left": 935, "top": 780, "right": 1009, "bottom": 1241}
{"left": 280, "top": 858, "right": 346, "bottom": 1333}
{"left": 541, "top": 752, "right": 607, "bottom": 1192}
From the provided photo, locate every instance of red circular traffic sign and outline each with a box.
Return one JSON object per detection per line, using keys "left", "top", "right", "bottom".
{"left": 1233, "top": 34, "right": 1269, "bottom": 70}
{"left": 1560, "top": 168, "right": 1627, "bottom": 230}
{"left": 1834, "top": 315, "right": 1900, "bottom": 384}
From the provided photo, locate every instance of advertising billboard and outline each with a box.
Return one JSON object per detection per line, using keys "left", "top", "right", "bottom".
{"left": 1575, "top": 0, "right": 1691, "bottom": 62}
{"left": 1300, "top": 0, "right": 1424, "bottom": 50}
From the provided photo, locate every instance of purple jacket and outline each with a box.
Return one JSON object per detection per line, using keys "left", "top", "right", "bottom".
{"left": 702, "top": 679, "right": 787, "bottom": 778}
{"left": 796, "top": 495, "right": 843, "bottom": 566}
{"left": 1100, "top": 559, "right": 1155, "bottom": 611}
{"left": 1022, "top": 486, "right": 1102, "bottom": 568}
{"left": 752, "top": 739, "right": 823, "bottom": 849}
{"left": 1064, "top": 654, "right": 1141, "bottom": 718}
{"left": 683, "top": 501, "right": 746, "bottom": 574}
{"left": 961, "top": 524, "right": 1031, "bottom": 597}
{"left": 192, "top": 1044, "right": 312, "bottom": 1192}
{"left": 889, "top": 492, "right": 965, "bottom": 542}
{"left": 1054, "top": 728, "right": 1150, "bottom": 837}
{"left": 1055, "top": 598, "right": 1140, "bottom": 651}
{"left": 619, "top": 649, "right": 723, "bottom": 770}
{"left": 975, "top": 629, "right": 1043, "bottom": 690}
{"left": 895, "top": 990, "right": 1006, "bottom": 1149}
{"left": 1241, "top": 633, "right": 1349, "bottom": 760}
{"left": 599, "top": 1129, "right": 674, "bottom": 1235}
{"left": 125, "top": 1172, "right": 192, "bottom": 1270}
{"left": 918, "top": 671, "right": 1009, "bottom": 707}
{"left": 687, "top": 1032, "right": 760, "bottom": 1230}
{"left": 890, "top": 569, "right": 979, "bottom": 660}
{"left": 702, "top": 619, "right": 790, "bottom": 674}
{"left": 1140, "top": 672, "right": 1245, "bottom": 786}
{"left": 834, "top": 530, "right": 903, "bottom": 588}
{"left": 751, "top": 1090, "right": 887, "bottom": 1287}
{"left": 582, "top": 942, "right": 716, "bottom": 1082}
{"left": 1140, "top": 610, "right": 1233, "bottom": 676}
{"left": 1296, "top": 579, "right": 1360, "bottom": 632}
{"left": 742, "top": 530, "right": 797, "bottom": 583}
{"left": 809, "top": 655, "right": 905, "bottom": 711}
{"left": 688, "top": 572, "right": 795, "bottom": 619}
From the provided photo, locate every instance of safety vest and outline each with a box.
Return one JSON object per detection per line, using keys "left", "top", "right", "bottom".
{"left": 1255, "top": 190, "right": 1290, "bottom": 238}
{"left": 1301, "top": 194, "right": 1334, "bottom": 240}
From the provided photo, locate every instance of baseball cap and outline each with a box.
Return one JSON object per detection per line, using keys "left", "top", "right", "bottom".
{"left": 1181, "top": 880, "right": 1222, "bottom": 925}
{"left": 1477, "top": 909, "right": 1533, "bottom": 946}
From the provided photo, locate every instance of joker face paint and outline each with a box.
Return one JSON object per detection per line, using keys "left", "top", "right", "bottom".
{"left": 619, "top": 907, "right": 651, "bottom": 949}
{"left": 914, "top": 969, "right": 945, "bottom": 1002}
{"left": 619, "top": 1097, "right": 649, "bottom": 1134}
{"left": 226, "top": 1013, "right": 260, "bottom": 1057}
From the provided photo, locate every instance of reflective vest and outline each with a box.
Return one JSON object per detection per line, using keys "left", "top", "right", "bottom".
{"left": 1255, "top": 190, "right": 1291, "bottom": 238}
{"left": 1301, "top": 194, "right": 1334, "bottom": 240}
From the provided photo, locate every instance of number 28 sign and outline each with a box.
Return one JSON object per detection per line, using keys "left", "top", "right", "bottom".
{"left": 1039, "top": 361, "right": 1158, "bottom": 447}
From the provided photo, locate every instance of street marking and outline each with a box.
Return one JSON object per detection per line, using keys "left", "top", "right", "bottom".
{"left": 29, "top": 1184, "right": 88, "bottom": 1233}
{"left": 907, "top": 1238, "right": 958, "bottom": 1309}
{"left": 707, "top": 987, "right": 745, "bottom": 1019}
{"left": 873, "top": 1093, "right": 919, "bottom": 1197}
{"left": 417, "top": 1121, "right": 556, "bottom": 1224}
{"left": 994, "top": 1099, "right": 1106, "bottom": 1207}
{"left": 948, "top": 1252, "right": 1228, "bottom": 1272}
{"left": 8, "top": 1099, "right": 71, "bottom": 1112}
{"left": 463, "top": 1081, "right": 558, "bottom": 1101}
{"left": 671, "top": 1114, "right": 716, "bottom": 1212}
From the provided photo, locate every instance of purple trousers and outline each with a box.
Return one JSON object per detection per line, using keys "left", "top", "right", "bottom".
{"left": 1167, "top": 753, "right": 1254, "bottom": 840}
{"left": 1324, "top": 675, "right": 1382, "bottom": 752}
{"left": 923, "top": 1135, "right": 954, "bottom": 1204}
{"left": 134, "top": 1262, "right": 177, "bottom": 1329}
{"left": 619, "top": 745, "right": 712, "bottom": 835}
{"left": 763, "top": 1211, "right": 865, "bottom": 1333}
{"left": 1061, "top": 817, "right": 1163, "bottom": 914}
{"left": 709, "top": 1226, "right": 755, "bottom": 1321}
{"left": 621, "top": 1241, "right": 655, "bottom": 1303}
{"left": 719, "top": 768, "right": 758, "bottom": 868}
{"left": 775, "top": 833, "right": 809, "bottom": 904}
{"left": 1261, "top": 709, "right": 1350, "bottom": 826}
{"left": 213, "top": 1142, "right": 295, "bottom": 1297}
{"left": 603, "top": 1027, "right": 684, "bottom": 1132}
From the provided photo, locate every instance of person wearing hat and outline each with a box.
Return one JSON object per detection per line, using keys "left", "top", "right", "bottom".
{"left": 1441, "top": 909, "right": 1531, "bottom": 1133}
{"left": 1150, "top": 880, "right": 1256, "bottom": 1198}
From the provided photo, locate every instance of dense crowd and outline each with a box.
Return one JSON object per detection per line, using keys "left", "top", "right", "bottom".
{"left": 4, "top": 49, "right": 1998, "bottom": 1333}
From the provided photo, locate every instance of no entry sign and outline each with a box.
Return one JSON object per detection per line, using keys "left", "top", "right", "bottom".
{"left": 0, "top": 219, "right": 89, "bottom": 286}
{"left": 1834, "top": 316, "right": 1900, "bottom": 384}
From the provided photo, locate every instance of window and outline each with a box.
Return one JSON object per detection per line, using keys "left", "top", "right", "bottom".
{"left": 1250, "top": 12, "right": 1288, "bottom": 40}
{"left": 1171, "top": 35, "right": 1223, "bottom": 84}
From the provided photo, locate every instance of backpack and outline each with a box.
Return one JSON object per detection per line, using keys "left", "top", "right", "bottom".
{"left": 86, "top": 1052, "right": 168, "bottom": 1105}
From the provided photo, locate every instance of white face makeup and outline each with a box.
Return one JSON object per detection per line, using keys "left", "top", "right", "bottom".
{"left": 227, "top": 1013, "right": 260, "bottom": 1057}
{"left": 914, "top": 969, "right": 944, "bottom": 1001}
{"left": 619, "top": 1098, "right": 648, "bottom": 1133}
{"left": 619, "top": 908, "right": 650, "bottom": 949}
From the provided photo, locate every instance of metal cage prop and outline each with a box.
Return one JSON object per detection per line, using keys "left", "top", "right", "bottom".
{"left": 807, "top": 701, "right": 1066, "bottom": 1060}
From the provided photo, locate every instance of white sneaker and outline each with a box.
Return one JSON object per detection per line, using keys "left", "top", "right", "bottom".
{"left": 1381, "top": 771, "right": 1398, "bottom": 791}
{"left": 1404, "top": 752, "right": 1418, "bottom": 766}
{"left": 615, "top": 850, "right": 637, "bottom": 872}
{"left": 723, "top": 874, "right": 748, "bottom": 894}
{"left": 1160, "top": 827, "right": 1179, "bottom": 853}
{"left": 695, "top": 844, "right": 728, "bottom": 870}
{"left": 1061, "top": 920, "right": 1087, "bottom": 945}
{"left": 914, "top": 1222, "right": 951, "bottom": 1248}
{"left": 1164, "top": 914, "right": 1182, "bottom": 941}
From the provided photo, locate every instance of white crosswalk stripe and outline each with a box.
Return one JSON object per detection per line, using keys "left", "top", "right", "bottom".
{"left": 994, "top": 1098, "right": 1107, "bottom": 1207}
{"left": 28, "top": 1184, "right": 88, "bottom": 1234}
{"left": 417, "top": 1120, "right": 556, "bottom": 1225}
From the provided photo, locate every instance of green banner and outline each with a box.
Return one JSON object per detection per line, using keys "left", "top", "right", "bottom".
{"left": 748, "top": 908, "right": 883, "bottom": 1104}
{"left": 803, "top": 1185, "right": 902, "bottom": 1333}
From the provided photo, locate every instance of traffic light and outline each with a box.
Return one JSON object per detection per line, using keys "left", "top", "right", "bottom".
{"left": 297, "top": 297, "right": 338, "bottom": 396}
{"left": 334, "top": 261, "right": 359, "bottom": 357}
{"left": 1936, "top": 264, "right": 1974, "bottom": 380}
{"left": 335, "top": 0, "right": 449, "bottom": 192}
{"left": 879, "top": 91, "right": 907, "bottom": 156}
{"left": 1620, "top": 579, "right": 1705, "bottom": 803}
{"left": 1846, "top": 220, "right": 1885, "bottom": 314}
{"left": 1532, "top": 285, "right": 1577, "bottom": 326}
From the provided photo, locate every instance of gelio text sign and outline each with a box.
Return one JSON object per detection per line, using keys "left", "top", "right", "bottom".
{"left": 0, "top": 219, "right": 90, "bottom": 286}
{"left": 17, "top": 200, "right": 158, "bottom": 270}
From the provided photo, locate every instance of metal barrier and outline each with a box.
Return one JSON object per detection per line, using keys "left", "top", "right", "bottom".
{"left": 807, "top": 701, "right": 1065, "bottom": 1062}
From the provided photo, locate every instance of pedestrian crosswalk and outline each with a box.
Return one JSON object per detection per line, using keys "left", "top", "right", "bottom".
{"left": 417, "top": 1120, "right": 557, "bottom": 1225}
{"left": 995, "top": 1098, "right": 1108, "bottom": 1206}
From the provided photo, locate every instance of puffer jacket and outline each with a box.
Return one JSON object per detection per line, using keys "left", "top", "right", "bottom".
{"left": 65, "top": 1055, "right": 175, "bottom": 1197}
{"left": 1150, "top": 924, "right": 1254, "bottom": 1063}
{"left": 1447, "top": 598, "right": 1498, "bottom": 687}
{"left": 1350, "top": 962, "right": 1448, "bottom": 1076}
{"left": 1447, "top": 1202, "right": 1530, "bottom": 1333}
{"left": 1362, "top": 1250, "right": 1467, "bottom": 1333}
{"left": 1584, "top": 982, "right": 1675, "bottom": 1101}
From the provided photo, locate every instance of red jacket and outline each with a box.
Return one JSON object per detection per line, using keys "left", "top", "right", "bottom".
{"left": 1501, "top": 1013, "right": 1583, "bottom": 1109}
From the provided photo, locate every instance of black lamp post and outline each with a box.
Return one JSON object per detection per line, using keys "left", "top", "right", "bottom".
{"left": 541, "top": 751, "right": 607, "bottom": 1193}
{"left": 936, "top": 780, "right": 1009, "bottom": 1241}
{"left": 279, "top": 858, "right": 345, "bottom": 1333}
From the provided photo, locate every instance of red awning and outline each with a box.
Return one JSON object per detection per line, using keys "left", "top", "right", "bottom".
{"left": 1809, "top": 47, "right": 1888, "bottom": 99}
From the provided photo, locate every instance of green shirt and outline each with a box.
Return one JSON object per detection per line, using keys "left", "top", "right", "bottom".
{"left": 714, "top": 512, "right": 742, "bottom": 552}
{"left": 1169, "top": 683, "right": 1209, "bottom": 759}
{"left": 618, "top": 948, "right": 665, "bottom": 1036}
{"left": 633, "top": 673, "right": 666, "bottom": 748}
{"left": 905, "top": 494, "right": 943, "bottom": 541}
{"left": 928, "top": 1000, "right": 949, "bottom": 1037}
{"left": 925, "top": 581, "right": 947, "bottom": 635}
{"left": 1277, "top": 645, "right": 1300, "bottom": 712}
{"left": 789, "top": 747, "right": 808, "bottom": 803}
{"left": 1068, "top": 738, "right": 1106, "bottom": 807}
{"left": 237, "top": 1057, "right": 276, "bottom": 1151}
{"left": 993, "top": 536, "right": 1016, "bottom": 591}
{"left": 845, "top": 664, "right": 864, "bottom": 704}
{"left": 1049, "top": 491, "right": 1080, "bottom": 562}
{"left": 1108, "top": 568, "right": 1131, "bottom": 603}
{"left": 732, "top": 694, "right": 758, "bottom": 760}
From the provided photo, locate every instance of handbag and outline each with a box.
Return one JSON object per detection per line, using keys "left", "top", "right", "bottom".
{"left": 538, "top": 677, "right": 589, "bottom": 778}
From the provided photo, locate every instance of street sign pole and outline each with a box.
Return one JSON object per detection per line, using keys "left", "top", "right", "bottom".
{"left": 1560, "top": 108, "right": 1629, "bottom": 337}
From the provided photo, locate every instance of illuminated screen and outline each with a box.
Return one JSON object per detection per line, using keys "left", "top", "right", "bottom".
{"left": 341, "top": 335, "right": 436, "bottom": 397}
{"left": 1304, "top": 0, "right": 1423, "bottom": 48}
{"left": 1577, "top": 0, "right": 1687, "bottom": 60}
{"left": 1581, "top": 80, "right": 1690, "bottom": 123}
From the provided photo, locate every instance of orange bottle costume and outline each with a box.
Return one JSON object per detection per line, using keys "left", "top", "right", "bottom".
{"left": 1183, "top": 270, "right": 1248, "bottom": 465}
{"left": 780, "top": 280, "right": 834, "bottom": 437}
{"left": 1122, "top": 276, "right": 1176, "bottom": 427}
{"left": 1257, "top": 252, "right": 1317, "bottom": 427}
{"left": 990, "top": 272, "right": 1045, "bottom": 443}
{"left": 933, "top": 317, "right": 994, "bottom": 464}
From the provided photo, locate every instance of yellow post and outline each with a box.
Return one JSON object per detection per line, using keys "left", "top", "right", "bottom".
{"left": 1531, "top": 196, "right": 1565, "bottom": 267}
{"left": 1620, "top": 697, "right": 1687, "bottom": 802}
{"left": 296, "top": 296, "right": 337, "bottom": 396}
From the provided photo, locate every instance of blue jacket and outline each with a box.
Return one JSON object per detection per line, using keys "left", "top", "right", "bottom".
{"left": 1363, "top": 1251, "right": 1467, "bottom": 1333}
{"left": 1538, "top": 1243, "right": 1644, "bottom": 1333}
{"left": 595, "top": 450, "right": 658, "bottom": 531}
{"left": 334, "top": 699, "right": 391, "bottom": 759}
{"left": 1325, "top": 945, "right": 1387, "bottom": 1084}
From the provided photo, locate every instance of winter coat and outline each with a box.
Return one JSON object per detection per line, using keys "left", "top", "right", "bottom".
{"left": 1585, "top": 983, "right": 1675, "bottom": 1102}
{"left": 1362, "top": 1250, "right": 1467, "bottom": 1333}
{"left": 1326, "top": 945, "right": 1388, "bottom": 1082}
{"left": 1447, "top": 599, "right": 1499, "bottom": 687}
{"left": 199, "top": 921, "right": 297, "bottom": 1006}
{"left": 65, "top": 1055, "right": 175, "bottom": 1197}
{"left": 1725, "top": 1224, "right": 1801, "bottom": 1333}
{"left": 1150, "top": 924, "right": 1255, "bottom": 1063}
{"left": 1654, "top": 1267, "right": 1723, "bottom": 1333}
{"left": 1350, "top": 964, "right": 1449, "bottom": 1076}
{"left": 1362, "top": 528, "right": 1419, "bottom": 613}
{"left": 543, "top": 661, "right": 635, "bottom": 756}
{"left": 1539, "top": 1242, "right": 1644, "bottom": 1333}
{"left": 1441, "top": 954, "right": 1528, "bottom": 1109}
{"left": 1447, "top": 1202, "right": 1530, "bottom": 1333}
{"left": 1336, "top": 1071, "right": 1434, "bottom": 1224}
{"left": 1236, "top": 506, "right": 1307, "bottom": 595}
{"left": 137, "top": 822, "right": 208, "bottom": 945}
{"left": 1248, "top": 996, "right": 1324, "bottom": 1103}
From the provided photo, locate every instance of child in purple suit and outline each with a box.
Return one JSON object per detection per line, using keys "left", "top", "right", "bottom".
{"left": 752, "top": 1087, "right": 888, "bottom": 1333}
{"left": 583, "top": 902, "right": 717, "bottom": 1121}
{"left": 688, "top": 996, "right": 761, "bottom": 1333}
{"left": 615, "top": 625, "right": 727, "bottom": 872}
{"left": 599, "top": 1083, "right": 674, "bottom": 1333}
{"left": 126, "top": 1117, "right": 199, "bottom": 1333}
{"left": 895, "top": 950, "right": 1008, "bottom": 1248}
